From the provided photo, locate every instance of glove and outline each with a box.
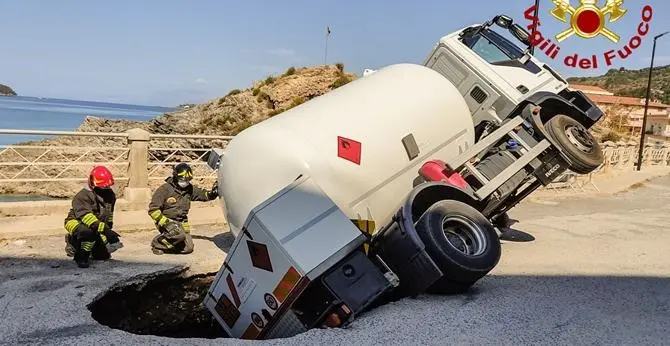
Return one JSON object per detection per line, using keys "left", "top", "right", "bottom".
{"left": 209, "top": 181, "right": 219, "bottom": 199}
{"left": 106, "top": 230, "right": 121, "bottom": 244}
{"left": 162, "top": 221, "right": 187, "bottom": 246}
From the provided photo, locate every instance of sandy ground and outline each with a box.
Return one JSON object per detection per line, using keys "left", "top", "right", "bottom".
{"left": 1, "top": 176, "right": 670, "bottom": 345}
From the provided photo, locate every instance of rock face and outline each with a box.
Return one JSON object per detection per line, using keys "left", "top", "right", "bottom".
{"left": 0, "top": 84, "right": 17, "bottom": 96}
{"left": 0, "top": 64, "right": 357, "bottom": 198}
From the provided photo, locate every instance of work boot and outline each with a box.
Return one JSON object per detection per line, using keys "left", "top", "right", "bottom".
{"left": 64, "top": 234, "right": 75, "bottom": 257}
{"left": 152, "top": 248, "right": 164, "bottom": 255}
{"left": 75, "top": 257, "right": 90, "bottom": 268}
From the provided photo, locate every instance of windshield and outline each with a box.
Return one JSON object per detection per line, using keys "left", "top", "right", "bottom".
{"left": 461, "top": 28, "right": 525, "bottom": 63}
{"left": 461, "top": 27, "right": 541, "bottom": 74}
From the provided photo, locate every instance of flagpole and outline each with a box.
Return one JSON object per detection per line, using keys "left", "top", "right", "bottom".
{"left": 324, "top": 26, "right": 330, "bottom": 66}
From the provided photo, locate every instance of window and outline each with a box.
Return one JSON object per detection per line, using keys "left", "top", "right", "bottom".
{"left": 467, "top": 35, "right": 511, "bottom": 64}
{"left": 461, "top": 28, "right": 541, "bottom": 74}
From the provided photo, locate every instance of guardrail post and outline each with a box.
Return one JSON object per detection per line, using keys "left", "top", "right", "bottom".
{"left": 123, "top": 128, "right": 151, "bottom": 206}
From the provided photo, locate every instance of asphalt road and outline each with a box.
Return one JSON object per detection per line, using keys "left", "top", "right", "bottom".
{"left": 1, "top": 176, "right": 669, "bottom": 345}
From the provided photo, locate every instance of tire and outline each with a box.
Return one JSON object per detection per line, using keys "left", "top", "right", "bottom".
{"left": 544, "top": 114, "right": 604, "bottom": 174}
{"left": 414, "top": 200, "right": 501, "bottom": 292}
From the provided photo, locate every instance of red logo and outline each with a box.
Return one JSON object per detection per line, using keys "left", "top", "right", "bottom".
{"left": 524, "top": 1, "right": 654, "bottom": 69}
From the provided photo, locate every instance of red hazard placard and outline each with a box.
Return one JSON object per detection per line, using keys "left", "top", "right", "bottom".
{"left": 247, "top": 240, "right": 273, "bottom": 272}
{"left": 337, "top": 136, "right": 361, "bottom": 165}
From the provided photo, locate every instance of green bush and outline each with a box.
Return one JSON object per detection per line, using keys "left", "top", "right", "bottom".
{"left": 601, "top": 131, "right": 621, "bottom": 142}
{"left": 330, "top": 76, "right": 351, "bottom": 89}
{"left": 252, "top": 88, "right": 260, "bottom": 96}
{"left": 335, "top": 62, "right": 344, "bottom": 73}
{"left": 226, "top": 89, "right": 241, "bottom": 96}
{"left": 256, "top": 91, "right": 270, "bottom": 103}
{"left": 264, "top": 76, "right": 276, "bottom": 85}
{"left": 283, "top": 67, "right": 296, "bottom": 76}
{"left": 290, "top": 96, "right": 305, "bottom": 108}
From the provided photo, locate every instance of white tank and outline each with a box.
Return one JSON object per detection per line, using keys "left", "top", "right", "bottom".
{"left": 218, "top": 63, "right": 475, "bottom": 236}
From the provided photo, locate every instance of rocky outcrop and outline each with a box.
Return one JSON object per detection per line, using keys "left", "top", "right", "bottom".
{"left": 0, "top": 84, "right": 17, "bottom": 96}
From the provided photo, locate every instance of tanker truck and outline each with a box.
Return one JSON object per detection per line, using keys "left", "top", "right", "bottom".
{"left": 203, "top": 15, "right": 605, "bottom": 340}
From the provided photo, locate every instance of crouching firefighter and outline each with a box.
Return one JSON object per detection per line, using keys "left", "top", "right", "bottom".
{"left": 147, "top": 163, "right": 218, "bottom": 255}
{"left": 64, "top": 166, "right": 123, "bottom": 268}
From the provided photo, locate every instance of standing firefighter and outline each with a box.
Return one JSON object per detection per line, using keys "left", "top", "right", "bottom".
{"left": 148, "top": 163, "right": 218, "bottom": 255}
{"left": 64, "top": 166, "right": 123, "bottom": 268}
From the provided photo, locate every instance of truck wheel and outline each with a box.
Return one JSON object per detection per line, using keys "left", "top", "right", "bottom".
{"left": 414, "top": 200, "right": 501, "bottom": 292}
{"left": 544, "top": 114, "right": 604, "bottom": 174}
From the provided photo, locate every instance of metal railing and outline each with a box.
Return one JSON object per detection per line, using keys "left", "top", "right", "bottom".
{"left": 0, "top": 128, "right": 232, "bottom": 199}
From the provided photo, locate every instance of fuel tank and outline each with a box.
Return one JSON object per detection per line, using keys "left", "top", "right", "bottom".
{"left": 217, "top": 63, "right": 475, "bottom": 236}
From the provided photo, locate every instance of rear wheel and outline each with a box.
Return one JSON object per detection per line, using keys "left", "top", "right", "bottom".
{"left": 414, "top": 200, "right": 501, "bottom": 294}
{"left": 545, "top": 114, "right": 603, "bottom": 174}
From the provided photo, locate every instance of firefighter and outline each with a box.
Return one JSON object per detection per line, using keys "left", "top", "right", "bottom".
{"left": 148, "top": 162, "right": 218, "bottom": 255}
{"left": 64, "top": 165, "right": 123, "bottom": 268}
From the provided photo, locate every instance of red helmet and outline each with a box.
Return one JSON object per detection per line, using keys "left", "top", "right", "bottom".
{"left": 88, "top": 165, "right": 114, "bottom": 189}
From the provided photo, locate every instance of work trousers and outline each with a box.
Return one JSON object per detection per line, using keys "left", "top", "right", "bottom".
{"left": 67, "top": 224, "right": 110, "bottom": 261}
{"left": 151, "top": 225, "right": 194, "bottom": 254}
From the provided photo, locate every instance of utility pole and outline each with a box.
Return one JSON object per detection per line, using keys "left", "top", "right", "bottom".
{"left": 324, "top": 26, "right": 331, "bottom": 66}
{"left": 636, "top": 31, "right": 669, "bottom": 171}
{"left": 529, "top": 0, "right": 540, "bottom": 54}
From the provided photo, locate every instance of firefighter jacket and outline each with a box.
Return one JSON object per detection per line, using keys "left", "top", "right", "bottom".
{"left": 64, "top": 186, "right": 116, "bottom": 234}
{"left": 148, "top": 177, "right": 216, "bottom": 229}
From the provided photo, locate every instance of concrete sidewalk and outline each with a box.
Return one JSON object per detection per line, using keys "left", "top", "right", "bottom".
{"left": 528, "top": 166, "right": 670, "bottom": 201}
{"left": 0, "top": 203, "right": 226, "bottom": 240}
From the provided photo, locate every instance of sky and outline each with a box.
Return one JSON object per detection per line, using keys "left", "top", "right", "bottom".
{"left": 0, "top": 0, "right": 668, "bottom": 107}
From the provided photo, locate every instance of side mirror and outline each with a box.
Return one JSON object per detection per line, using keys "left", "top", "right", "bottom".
{"left": 510, "top": 24, "right": 531, "bottom": 46}
{"left": 493, "top": 15, "right": 514, "bottom": 29}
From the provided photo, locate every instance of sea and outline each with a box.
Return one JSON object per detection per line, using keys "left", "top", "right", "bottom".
{"left": 0, "top": 96, "right": 176, "bottom": 146}
{"left": 0, "top": 96, "right": 176, "bottom": 201}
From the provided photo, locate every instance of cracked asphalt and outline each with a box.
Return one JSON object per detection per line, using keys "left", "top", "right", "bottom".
{"left": 1, "top": 176, "right": 669, "bottom": 345}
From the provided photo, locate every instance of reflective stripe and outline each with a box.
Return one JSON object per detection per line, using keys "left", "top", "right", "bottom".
{"left": 177, "top": 170, "right": 193, "bottom": 178}
{"left": 81, "top": 213, "right": 99, "bottom": 227}
{"left": 182, "top": 222, "right": 190, "bottom": 233}
{"left": 81, "top": 241, "right": 95, "bottom": 252}
{"left": 65, "top": 220, "right": 80, "bottom": 234}
{"left": 97, "top": 222, "right": 106, "bottom": 233}
{"left": 99, "top": 233, "right": 107, "bottom": 244}
{"left": 150, "top": 210, "right": 162, "bottom": 221}
{"left": 158, "top": 216, "right": 169, "bottom": 227}
{"left": 161, "top": 239, "right": 173, "bottom": 249}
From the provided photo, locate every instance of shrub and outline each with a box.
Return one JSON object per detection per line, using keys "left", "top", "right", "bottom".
{"left": 252, "top": 88, "right": 260, "bottom": 96}
{"left": 283, "top": 67, "right": 296, "bottom": 76}
{"left": 264, "top": 76, "right": 276, "bottom": 85}
{"left": 256, "top": 91, "right": 270, "bottom": 103}
{"left": 335, "top": 62, "right": 344, "bottom": 73}
{"left": 601, "top": 131, "right": 621, "bottom": 142}
{"left": 226, "top": 89, "right": 241, "bottom": 96}
{"left": 217, "top": 97, "right": 226, "bottom": 105}
{"left": 330, "top": 76, "right": 351, "bottom": 89}
{"left": 268, "top": 109, "right": 284, "bottom": 117}
{"left": 290, "top": 96, "right": 305, "bottom": 108}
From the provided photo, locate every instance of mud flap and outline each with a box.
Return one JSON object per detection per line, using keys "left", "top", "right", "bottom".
{"left": 370, "top": 215, "right": 443, "bottom": 296}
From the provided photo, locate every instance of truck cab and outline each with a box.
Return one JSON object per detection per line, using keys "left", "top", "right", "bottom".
{"left": 423, "top": 15, "right": 603, "bottom": 139}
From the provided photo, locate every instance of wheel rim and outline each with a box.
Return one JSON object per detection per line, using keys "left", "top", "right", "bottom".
{"left": 564, "top": 124, "right": 595, "bottom": 153}
{"left": 441, "top": 215, "right": 488, "bottom": 256}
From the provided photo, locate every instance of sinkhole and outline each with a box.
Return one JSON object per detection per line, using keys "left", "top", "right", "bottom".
{"left": 86, "top": 267, "right": 229, "bottom": 339}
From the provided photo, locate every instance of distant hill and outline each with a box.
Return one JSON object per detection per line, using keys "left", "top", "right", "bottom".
{"left": 567, "top": 65, "right": 670, "bottom": 104}
{"left": 0, "top": 84, "right": 16, "bottom": 96}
